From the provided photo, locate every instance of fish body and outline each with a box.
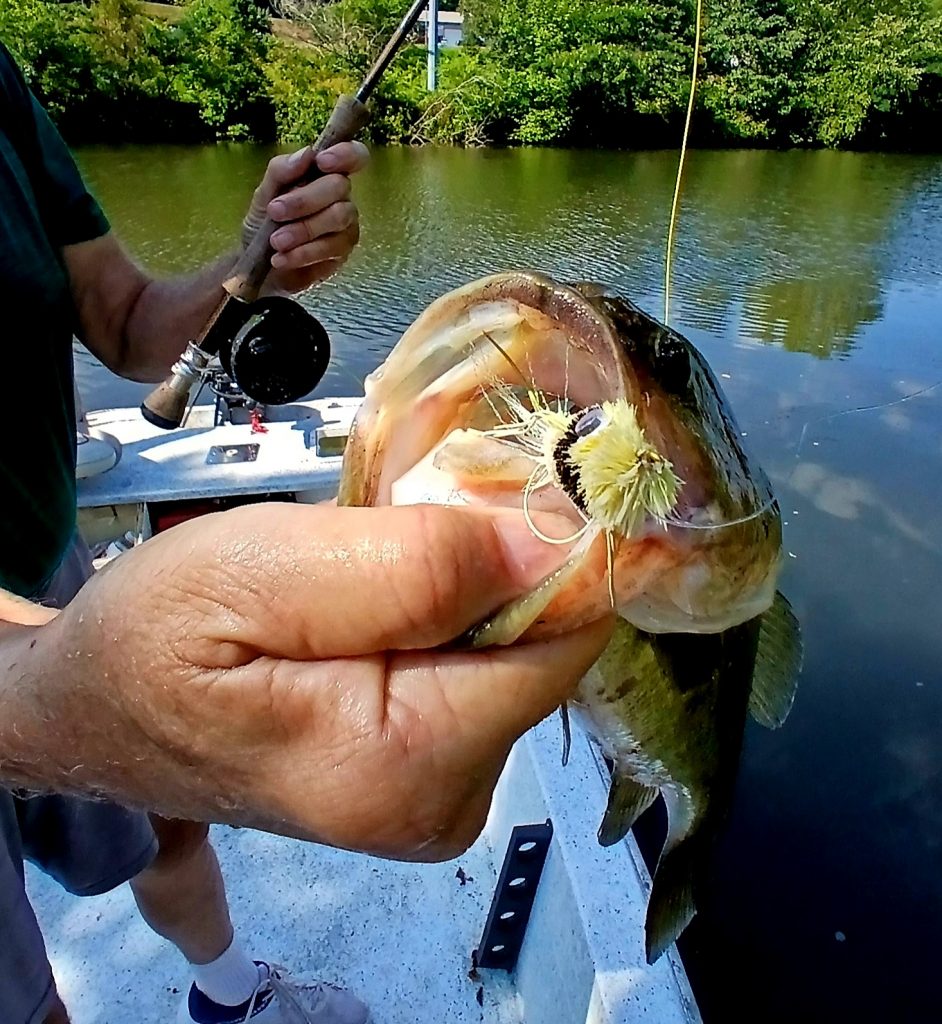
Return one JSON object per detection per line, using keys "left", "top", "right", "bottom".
{"left": 339, "top": 272, "right": 801, "bottom": 961}
{"left": 578, "top": 595, "right": 799, "bottom": 962}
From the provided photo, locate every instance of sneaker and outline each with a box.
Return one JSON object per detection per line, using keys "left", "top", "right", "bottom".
{"left": 179, "top": 962, "right": 370, "bottom": 1024}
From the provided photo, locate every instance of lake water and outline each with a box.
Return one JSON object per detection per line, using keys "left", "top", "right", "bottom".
{"left": 73, "top": 144, "right": 942, "bottom": 1023}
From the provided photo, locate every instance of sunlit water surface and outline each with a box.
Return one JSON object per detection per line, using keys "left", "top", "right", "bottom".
{"left": 73, "top": 144, "right": 942, "bottom": 1023}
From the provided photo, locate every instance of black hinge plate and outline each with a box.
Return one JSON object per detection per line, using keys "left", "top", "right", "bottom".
{"left": 475, "top": 819, "right": 553, "bottom": 972}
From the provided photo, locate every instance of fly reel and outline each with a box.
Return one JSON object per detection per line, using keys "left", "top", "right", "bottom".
{"left": 140, "top": 296, "right": 331, "bottom": 429}
{"left": 218, "top": 296, "right": 331, "bottom": 406}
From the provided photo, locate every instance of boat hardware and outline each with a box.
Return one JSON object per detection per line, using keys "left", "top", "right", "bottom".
{"left": 208, "top": 373, "right": 253, "bottom": 427}
{"left": 475, "top": 820, "right": 553, "bottom": 972}
{"left": 206, "top": 444, "right": 260, "bottom": 465}
{"left": 314, "top": 423, "right": 350, "bottom": 457}
{"left": 140, "top": 0, "right": 429, "bottom": 431}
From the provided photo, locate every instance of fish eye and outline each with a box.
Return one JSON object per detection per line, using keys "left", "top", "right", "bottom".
{"left": 574, "top": 405, "right": 606, "bottom": 438}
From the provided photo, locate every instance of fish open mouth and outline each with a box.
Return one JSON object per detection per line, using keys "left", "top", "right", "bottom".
{"left": 340, "top": 272, "right": 781, "bottom": 638}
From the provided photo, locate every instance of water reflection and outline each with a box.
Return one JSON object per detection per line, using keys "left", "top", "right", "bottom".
{"left": 75, "top": 146, "right": 942, "bottom": 387}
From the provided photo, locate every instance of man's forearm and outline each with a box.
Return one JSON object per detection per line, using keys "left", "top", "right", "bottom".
{"left": 121, "top": 251, "right": 241, "bottom": 382}
{"left": 65, "top": 236, "right": 241, "bottom": 383}
{"left": 107, "top": 246, "right": 242, "bottom": 383}
{"left": 0, "top": 617, "right": 67, "bottom": 793}
{"left": 0, "top": 604, "right": 154, "bottom": 806}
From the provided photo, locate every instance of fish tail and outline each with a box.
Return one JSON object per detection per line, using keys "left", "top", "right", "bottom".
{"left": 644, "top": 833, "right": 708, "bottom": 964}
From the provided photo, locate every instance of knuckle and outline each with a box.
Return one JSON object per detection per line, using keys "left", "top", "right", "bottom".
{"left": 326, "top": 173, "right": 352, "bottom": 202}
{"left": 337, "top": 201, "right": 357, "bottom": 230}
{"left": 387, "top": 507, "right": 468, "bottom": 640}
{"left": 325, "top": 201, "right": 355, "bottom": 234}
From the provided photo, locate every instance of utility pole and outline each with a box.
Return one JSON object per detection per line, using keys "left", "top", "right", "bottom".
{"left": 426, "top": 0, "right": 439, "bottom": 91}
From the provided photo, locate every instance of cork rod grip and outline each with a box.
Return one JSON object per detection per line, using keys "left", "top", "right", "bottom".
{"left": 222, "top": 94, "right": 371, "bottom": 304}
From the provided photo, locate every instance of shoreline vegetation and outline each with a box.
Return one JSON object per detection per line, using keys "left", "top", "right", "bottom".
{"left": 3, "top": 0, "right": 941, "bottom": 150}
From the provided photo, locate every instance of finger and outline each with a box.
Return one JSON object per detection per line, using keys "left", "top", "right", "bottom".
{"left": 270, "top": 228, "right": 358, "bottom": 272}
{"left": 252, "top": 148, "right": 316, "bottom": 211}
{"left": 268, "top": 174, "right": 351, "bottom": 223}
{"left": 271, "top": 244, "right": 341, "bottom": 274}
{"left": 315, "top": 141, "right": 370, "bottom": 175}
{"left": 270, "top": 202, "right": 358, "bottom": 254}
{"left": 390, "top": 616, "right": 615, "bottom": 750}
{"left": 264, "top": 263, "right": 335, "bottom": 293}
{"left": 173, "top": 503, "right": 593, "bottom": 662}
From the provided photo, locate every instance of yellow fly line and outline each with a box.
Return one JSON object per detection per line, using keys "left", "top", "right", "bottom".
{"left": 663, "top": 0, "right": 704, "bottom": 326}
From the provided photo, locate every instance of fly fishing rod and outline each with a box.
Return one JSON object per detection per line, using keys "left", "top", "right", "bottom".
{"left": 141, "top": 0, "right": 429, "bottom": 429}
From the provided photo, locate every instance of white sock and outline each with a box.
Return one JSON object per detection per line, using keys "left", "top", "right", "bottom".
{"left": 191, "top": 936, "right": 261, "bottom": 1007}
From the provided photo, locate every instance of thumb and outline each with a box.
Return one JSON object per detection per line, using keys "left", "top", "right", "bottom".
{"left": 155, "top": 503, "right": 586, "bottom": 663}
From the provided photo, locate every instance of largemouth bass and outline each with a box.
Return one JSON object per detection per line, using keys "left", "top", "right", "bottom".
{"left": 338, "top": 272, "right": 801, "bottom": 962}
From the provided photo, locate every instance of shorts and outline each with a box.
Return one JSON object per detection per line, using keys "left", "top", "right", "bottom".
{"left": 1, "top": 534, "right": 158, "bottom": 1024}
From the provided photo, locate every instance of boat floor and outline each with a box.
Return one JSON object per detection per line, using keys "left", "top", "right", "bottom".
{"left": 28, "top": 822, "right": 519, "bottom": 1023}
{"left": 25, "top": 719, "right": 700, "bottom": 1024}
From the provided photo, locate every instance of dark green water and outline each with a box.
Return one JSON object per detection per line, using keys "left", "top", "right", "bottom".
{"left": 74, "top": 145, "right": 942, "bottom": 1023}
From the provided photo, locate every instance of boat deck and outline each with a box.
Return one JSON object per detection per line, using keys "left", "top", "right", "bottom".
{"left": 78, "top": 400, "right": 361, "bottom": 508}
{"left": 27, "top": 723, "right": 699, "bottom": 1024}
{"left": 28, "top": 818, "right": 520, "bottom": 1024}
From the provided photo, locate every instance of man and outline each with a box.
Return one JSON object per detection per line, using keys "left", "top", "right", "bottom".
{"left": 0, "top": 34, "right": 363, "bottom": 1024}
{"left": 0, "top": 38, "right": 613, "bottom": 1024}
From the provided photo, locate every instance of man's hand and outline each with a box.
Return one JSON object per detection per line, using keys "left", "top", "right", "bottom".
{"left": 67, "top": 141, "right": 369, "bottom": 382}
{"left": 2, "top": 504, "right": 611, "bottom": 861}
{"left": 243, "top": 142, "right": 370, "bottom": 294}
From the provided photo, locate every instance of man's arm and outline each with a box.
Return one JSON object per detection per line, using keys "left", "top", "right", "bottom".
{"left": 66, "top": 143, "right": 367, "bottom": 383}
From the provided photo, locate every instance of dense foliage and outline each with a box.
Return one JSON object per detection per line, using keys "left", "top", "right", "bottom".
{"left": 2, "top": 0, "right": 940, "bottom": 147}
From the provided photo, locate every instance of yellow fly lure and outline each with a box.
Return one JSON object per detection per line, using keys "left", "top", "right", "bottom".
{"left": 480, "top": 377, "right": 683, "bottom": 607}
{"left": 477, "top": 362, "right": 678, "bottom": 556}
{"left": 484, "top": 384, "right": 682, "bottom": 534}
{"left": 477, "top": 332, "right": 683, "bottom": 549}
{"left": 565, "top": 400, "right": 684, "bottom": 537}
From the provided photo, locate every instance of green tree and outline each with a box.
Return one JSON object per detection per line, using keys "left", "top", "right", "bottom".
{"left": 458, "top": 0, "right": 696, "bottom": 144}
{"left": 1, "top": 0, "right": 181, "bottom": 140}
{"left": 700, "top": 0, "right": 807, "bottom": 142}
{"left": 791, "top": 0, "right": 942, "bottom": 146}
{"left": 170, "top": 0, "right": 274, "bottom": 139}
{"left": 3, "top": 0, "right": 940, "bottom": 148}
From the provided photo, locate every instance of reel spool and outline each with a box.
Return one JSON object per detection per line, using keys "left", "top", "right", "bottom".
{"left": 219, "top": 296, "right": 331, "bottom": 406}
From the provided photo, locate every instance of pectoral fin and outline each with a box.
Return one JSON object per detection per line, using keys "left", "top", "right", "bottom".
{"left": 748, "top": 591, "right": 803, "bottom": 729}
{"left": 597, "top": 773, "right": 658, "bottom": 846}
